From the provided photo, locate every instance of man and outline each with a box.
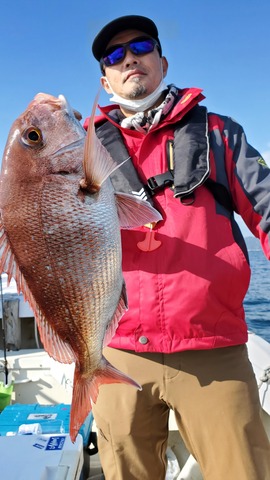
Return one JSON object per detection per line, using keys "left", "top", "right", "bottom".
{"left": 87, "top": 15, "right": 270, "bottom": 480}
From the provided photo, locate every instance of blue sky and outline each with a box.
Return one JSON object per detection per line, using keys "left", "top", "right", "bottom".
{"left": 1, "top": 0, "right": 270, "bottom": 236}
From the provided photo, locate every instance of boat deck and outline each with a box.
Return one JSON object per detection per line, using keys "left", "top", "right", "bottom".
{"left": 0, "top": 321, "right": 270, "bottom": 479}
{"left": 0, "top": 348, "right": 192, "bottom": 479}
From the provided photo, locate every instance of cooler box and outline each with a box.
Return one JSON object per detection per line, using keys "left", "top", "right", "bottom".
{"left": 0, "top": 403, "right": 93, "bottom": 446}
{"left": 0, "top": 433, "right": 83, "bottom": 479}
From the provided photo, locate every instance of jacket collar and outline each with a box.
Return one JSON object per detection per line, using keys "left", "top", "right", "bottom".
{"left": 94, "top": 87, "right": 205, "bottom": 128}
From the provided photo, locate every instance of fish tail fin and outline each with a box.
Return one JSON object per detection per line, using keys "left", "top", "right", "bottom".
{"left": 69, "top": 367, "right": 92, "bottom": 443}
{"left": 69, "top": 357, "right": 141, "bottom": 443}
{"left": 90, "top": 356, "right": 142, "bottom": 404}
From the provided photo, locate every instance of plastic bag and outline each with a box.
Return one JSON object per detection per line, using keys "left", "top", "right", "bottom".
{"left": 165, "top": 447, "right": 181, "bottom": 480}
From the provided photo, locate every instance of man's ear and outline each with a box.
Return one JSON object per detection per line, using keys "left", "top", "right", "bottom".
{"left": 162, "top": 56, "right": 168, "bottom": 78}
{"left": 100, "top": 76, "right": 112, "bottom": 94}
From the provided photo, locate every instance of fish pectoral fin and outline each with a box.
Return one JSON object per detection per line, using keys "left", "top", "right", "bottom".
{"left": 35, "top": 313, "right": 76, "bottom": 364}
{"left": 115, "top": 192, "right": 162, "bottom": 228}
{"left": 103, "top": 284, "right": 128, "bottom": 348}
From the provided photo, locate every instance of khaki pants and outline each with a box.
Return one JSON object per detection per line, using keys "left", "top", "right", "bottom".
{"left": 92, "top": 345, "right": 270, "bottom": 480}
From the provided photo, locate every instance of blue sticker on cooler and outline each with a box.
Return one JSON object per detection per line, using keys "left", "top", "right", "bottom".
{"left": 45, "top": 436, "right": 66, "bottom": 450}
{"left": 33, "top": 436, "right": 48, "bottom": 450}
{"left": 33, "top": 442, "right": 45, "bottom": 449}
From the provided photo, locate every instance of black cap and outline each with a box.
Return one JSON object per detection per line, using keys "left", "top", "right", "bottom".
{"left": 92, "top": 15, "right": 162, "bottom": 61}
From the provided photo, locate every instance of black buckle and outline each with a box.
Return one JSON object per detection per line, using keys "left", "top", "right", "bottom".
{"left": 147, "top": 171, "right": 174, "bottom": 193}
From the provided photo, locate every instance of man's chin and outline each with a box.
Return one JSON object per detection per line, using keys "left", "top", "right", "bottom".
{"left": 126, "top": 87, "right": 148, "bottom": 100}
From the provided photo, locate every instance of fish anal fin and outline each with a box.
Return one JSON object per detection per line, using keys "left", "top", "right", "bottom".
{"left": 115, "top": 192, "right": 162, "bottom": 228}
{"left": 0, "top": 221, "right": 76, "bottom": 365}
{"left": 35, "top": 313, "right": 76, "bottom": 364}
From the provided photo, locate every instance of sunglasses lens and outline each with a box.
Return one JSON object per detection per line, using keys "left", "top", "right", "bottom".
{"left": 103, "top": 46, "right": 125, "bottom": 66}
{"left": 102, "top": 38, "right": 157, "bottom": 67}
{"left": 130, "top": 39, "right": 155, "bottom": 55}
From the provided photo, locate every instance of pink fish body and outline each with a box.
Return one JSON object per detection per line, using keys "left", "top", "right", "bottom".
{"left": 0, "top": 93, "right": 162, "bottom": 441}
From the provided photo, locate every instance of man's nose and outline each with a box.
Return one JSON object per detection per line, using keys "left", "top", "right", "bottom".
{"left": 124, "top": 49, "right": 139, "bottom": 67}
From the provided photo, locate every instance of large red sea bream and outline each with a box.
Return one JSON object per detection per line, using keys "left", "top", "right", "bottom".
{"left": 0, "top": 93, "right": 162, "bottom": 441}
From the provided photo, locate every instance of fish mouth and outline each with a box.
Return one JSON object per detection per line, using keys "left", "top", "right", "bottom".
{"left": 52, "top": 94, "right": 85, "bottom": 157}
{"left": 30, "top": 93, "right": 85, "bottom": 158}
{"left": 31, "top": 93, "right": 82, "bottom": 121}
{"left": 58, "top": 94, "right": 82, "bottom": 121}
{"left": 26, "top": 93, "right": 85, "bottom": 163}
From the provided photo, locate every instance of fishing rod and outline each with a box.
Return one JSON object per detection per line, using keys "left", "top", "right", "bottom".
{"left": 0, "top": 275, "right": 9, "bottom": 385}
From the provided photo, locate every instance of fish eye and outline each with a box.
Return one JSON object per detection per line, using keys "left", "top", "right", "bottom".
{"left": 22, "top": 127, "right": 43, "bottom": 147}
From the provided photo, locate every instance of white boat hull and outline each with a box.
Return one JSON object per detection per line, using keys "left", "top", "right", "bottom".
{"left": 0, "top": 331, "right": 269, "bottom": 480}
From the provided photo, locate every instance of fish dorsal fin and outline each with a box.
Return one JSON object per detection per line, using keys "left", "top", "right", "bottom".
{"left": 0, "top": 222, "right": 76, "bottom": 364}
{"left": 115, "top": 192, "right": 163, "bottom": 228}
{"left": 103, "top": 283, "right": 128, "bottom": 348}
{"left": 82, "top": 91, "right": 130, "bottom": 190}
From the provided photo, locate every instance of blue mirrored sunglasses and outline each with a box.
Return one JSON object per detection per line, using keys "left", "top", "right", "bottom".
{"left": 101, "top": 36, "right": 159, "bottom": 68}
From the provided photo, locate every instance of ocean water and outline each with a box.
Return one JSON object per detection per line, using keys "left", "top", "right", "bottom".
{"left": 244, "top": 248, "right": 270, "bottom": 343}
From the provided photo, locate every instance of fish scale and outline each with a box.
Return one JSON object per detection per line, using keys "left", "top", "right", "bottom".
{"left": 0, "top": 92, "right": 162, "bottom": 441}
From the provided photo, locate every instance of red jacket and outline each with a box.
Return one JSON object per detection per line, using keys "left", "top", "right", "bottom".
{"left": 85, "top": 87, "right": 270, "bottom": 353}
